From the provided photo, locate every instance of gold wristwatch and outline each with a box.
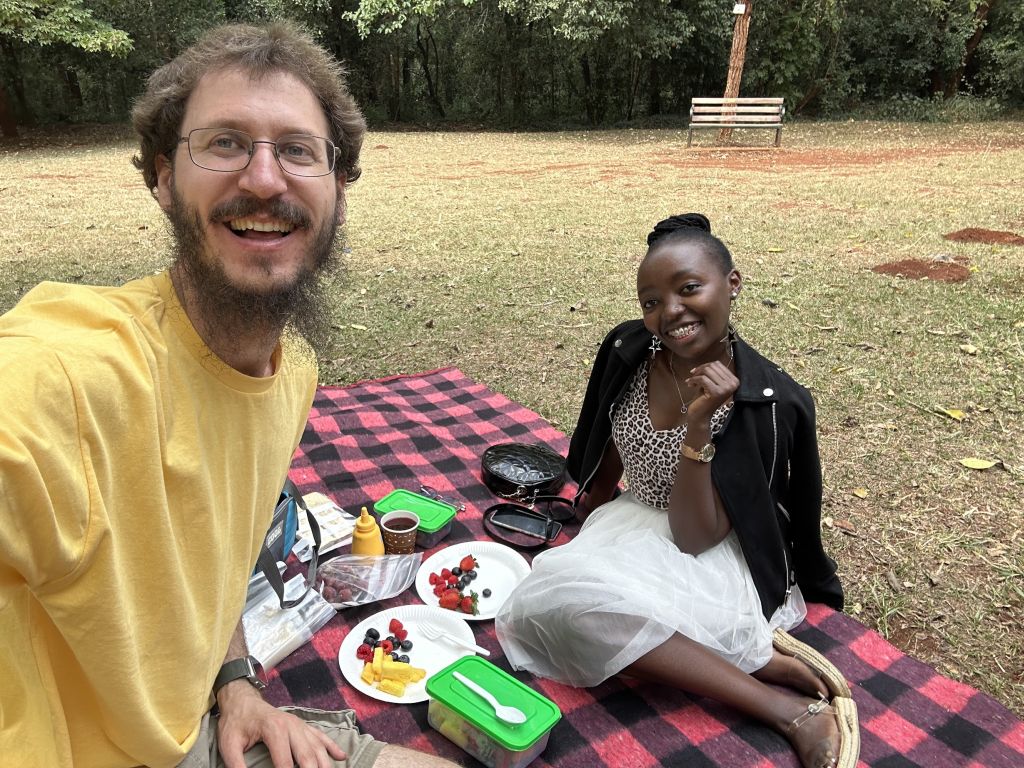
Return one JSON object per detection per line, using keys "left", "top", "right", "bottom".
{"left": 681, "top": 441, "right": 715, "bottom": 463}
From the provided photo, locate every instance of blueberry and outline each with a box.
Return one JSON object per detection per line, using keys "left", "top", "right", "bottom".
{"left": 365, "top": 628, "right": 380, "bottom": 640}
{"left": 400, "top": 639, "right": 413, "bottom": 651}
{"left": 452, "top": 567, "right": 462, "bottom": 576}
{"left": 391, "top": 652, "right": 400, "bottom": 661}
{"left": 466, "top": 570, "right": 477, "bottom": 580}
{"left": 399, "top": 654, "right": 410, "bottom": 663}
{"left": 459, "top": 578, "right": 470, "bottom": 589}
{"left": 482, "top": 588, "right": 492, "bottom": 598}
{"left": 386, "top": 635, "right": 397, "bottom": 645}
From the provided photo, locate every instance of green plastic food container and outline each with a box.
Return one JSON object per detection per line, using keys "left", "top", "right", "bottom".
{"left": 374, "top": 489, "right": 457, "bottom": 548}
{"left": 426, "top": 656, "right": 561, "bottom": 768}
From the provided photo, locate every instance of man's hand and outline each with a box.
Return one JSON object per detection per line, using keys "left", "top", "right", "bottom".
{"left": 216, "top": 681, "right": 346, "bottom": 768}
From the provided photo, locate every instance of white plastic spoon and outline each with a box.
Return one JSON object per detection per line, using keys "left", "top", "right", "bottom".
{"left": 452, "top": 671, "right": 527, "bottom": 725}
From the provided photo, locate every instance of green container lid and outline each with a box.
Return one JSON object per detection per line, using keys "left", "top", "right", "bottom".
{"left": 374, "top": 489, "right": 456, "bottom": 534}
{"left": 426, "top": 656, "right": 561, "bottom": 751}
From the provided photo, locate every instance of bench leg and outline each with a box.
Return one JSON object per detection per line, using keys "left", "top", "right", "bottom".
{"left": 775, "top": 127, "right": 781, "bottom": 147}
{"left": 687, "top": 128, "right": 693, "bottom": 148}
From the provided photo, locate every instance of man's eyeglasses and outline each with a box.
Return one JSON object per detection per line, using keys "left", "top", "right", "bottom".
{"left": 418, "top": 486, "right": 466, "bottom": 513}
{"left": 176, "top": 128, "right": 339, "bottom": 177}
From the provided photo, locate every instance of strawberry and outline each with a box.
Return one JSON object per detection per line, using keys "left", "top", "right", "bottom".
{"left": 459, "top": 593, "right": 478, "bottom": 615}
{"left": 438, "top": 588, "right": 461, "bottom": 611}
{"left": 459, "top": 555, "right": 477, "bottom": 572}
{"left": 389, "top": 618, "right": 404, "bottom": 634}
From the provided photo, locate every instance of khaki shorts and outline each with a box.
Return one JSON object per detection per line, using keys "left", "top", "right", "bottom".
{"left": 176, "top": 706, "right": 385, "bottom": 768}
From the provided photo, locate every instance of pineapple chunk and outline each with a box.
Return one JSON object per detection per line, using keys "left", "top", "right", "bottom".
{"left": 371, "top": 646, "right": 384, "bottom": 680}
{"left": 378, "top": 678, "right": 407, "bottom": 697}
{"left": 360, "top": 662, "right": 375, "bottom": 686}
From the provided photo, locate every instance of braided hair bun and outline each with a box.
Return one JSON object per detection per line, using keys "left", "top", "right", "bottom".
{"left": 647, "top": 213, "right": 711, "bottom": 247}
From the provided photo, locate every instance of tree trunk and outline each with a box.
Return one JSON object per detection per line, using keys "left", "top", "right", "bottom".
{"left": 415, "top": 22, "right": 445, "bottom": 117}
{"left": 648, "top": 59, "right": 662, "bottom": 116}
{"left": 946, "top": 1, "right": 993, "bottom": 98}
{"left": 581, "top": 55, "right": 595, "bottom": 125}
{"left": 721, "top": 1, "right": 753, "bottom": 141}
{"left": 0, "top": 83, "right": 18, "bottom": 138}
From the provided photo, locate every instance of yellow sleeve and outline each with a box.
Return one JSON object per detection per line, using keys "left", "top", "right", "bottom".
{"left": 0, "top": 340, "right": 90, "bottom": 589}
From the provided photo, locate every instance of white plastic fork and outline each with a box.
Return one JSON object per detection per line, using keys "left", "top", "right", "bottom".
{"left": 420, "top": 621, "right": 491, "bottom": 656}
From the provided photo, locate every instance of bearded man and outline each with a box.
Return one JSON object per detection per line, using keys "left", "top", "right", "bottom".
{"left": 0, "top": 22, "right": 455, "bottom": 768}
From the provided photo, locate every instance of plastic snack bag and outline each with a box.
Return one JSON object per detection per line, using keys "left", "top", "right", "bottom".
{"left": 315, "top": 553, "right": 422, "bottom": 608}
{"left": 243, "top": 573, "right": 336, "bottom": 670}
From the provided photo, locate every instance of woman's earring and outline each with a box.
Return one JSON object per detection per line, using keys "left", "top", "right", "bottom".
{"left": 730, "top": 291, "right": 738, "bottom": 300}
{"left": 648, "top": 335, "right": 662, "bottom": 357}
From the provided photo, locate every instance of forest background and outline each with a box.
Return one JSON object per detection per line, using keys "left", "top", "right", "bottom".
{"left": 1, "top": 0, "right": 1023, "bottom": 134}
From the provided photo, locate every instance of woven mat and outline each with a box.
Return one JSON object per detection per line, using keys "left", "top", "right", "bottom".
{"left": 266, "top": 368, "right": 1023, "bottom": 767}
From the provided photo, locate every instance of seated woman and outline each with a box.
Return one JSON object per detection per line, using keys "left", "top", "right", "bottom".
{"left": 496, "top": 214, "right": 858, "bottom": 768}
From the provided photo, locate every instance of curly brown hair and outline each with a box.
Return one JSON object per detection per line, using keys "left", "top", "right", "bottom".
{"left": 131, "top": 21, "right": 365, "bottom": 192}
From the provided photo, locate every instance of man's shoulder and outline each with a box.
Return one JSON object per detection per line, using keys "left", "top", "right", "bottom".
{"left": 0, "top": 273, "right": 167, "bottom": 344}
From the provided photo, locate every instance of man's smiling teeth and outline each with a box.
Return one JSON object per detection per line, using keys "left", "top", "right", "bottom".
{"left": 228, "top": 218, "right": 293, "bottom": 234}
{"left": 667, "top": 322, "right": 699, "bottom": 339}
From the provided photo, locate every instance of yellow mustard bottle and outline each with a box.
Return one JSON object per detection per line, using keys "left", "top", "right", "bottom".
{"left": 350, "top": 506, "right": 385, "bottom": 556}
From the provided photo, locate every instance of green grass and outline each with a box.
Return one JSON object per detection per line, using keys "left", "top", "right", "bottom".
{"left": 2, "top": 119, "right": 1022, "bottom": 715}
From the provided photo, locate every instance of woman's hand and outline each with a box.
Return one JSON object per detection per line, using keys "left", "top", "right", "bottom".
{"left": 684, "top": 360, "right": 739, "bottom": 424}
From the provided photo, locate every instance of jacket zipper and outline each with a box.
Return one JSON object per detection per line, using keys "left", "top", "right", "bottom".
{"left": 768, "top": 402, "right": 794, "bottom": 603}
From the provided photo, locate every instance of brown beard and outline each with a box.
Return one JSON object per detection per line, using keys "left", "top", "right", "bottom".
{"left": 167, "top": 183, "right": 343, "bottom": 361}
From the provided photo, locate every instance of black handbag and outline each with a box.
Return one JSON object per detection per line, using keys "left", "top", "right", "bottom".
{"left": 481, "top": 442, "right": 566, "bottom": 503}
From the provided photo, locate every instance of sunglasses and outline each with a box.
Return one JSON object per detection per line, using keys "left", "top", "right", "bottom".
{"left": 482, "top": 496, "right": 576, "bottom": 550}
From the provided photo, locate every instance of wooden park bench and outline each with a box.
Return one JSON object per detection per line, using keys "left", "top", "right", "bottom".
{"left": 687, "top": 97, "right": 785, "bottom": 147}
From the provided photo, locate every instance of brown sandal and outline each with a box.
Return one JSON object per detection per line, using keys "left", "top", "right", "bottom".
{"left": 787, "top": 695, "right": 860, "bottom": 768}
{"left": 773, "top": 629, "right": 852, "bottom": 699}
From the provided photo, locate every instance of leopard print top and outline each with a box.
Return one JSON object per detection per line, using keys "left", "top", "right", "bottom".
{"left": 611, "top": 358, "right": 733, "bottom": 509}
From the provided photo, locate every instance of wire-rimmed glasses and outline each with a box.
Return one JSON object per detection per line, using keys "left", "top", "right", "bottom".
{"left": 418, "top": 485, "right": 466, "bottom": 513}
{"left": 177, "top": 127, "right": 339, "bottom": 177}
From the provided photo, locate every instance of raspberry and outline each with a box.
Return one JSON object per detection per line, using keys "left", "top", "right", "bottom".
{"left": 394, "top": 627, "right": 408, "bottom": 642}
{"left": 381, "top": 639, "right": 394, "bottom": 654}
{"left": 441, "top": 568, "right": 452, "bottom": 579}
{"left": 389, "top": 618, "right": 404, "bottom": 634}
{"left": 356, "top": 643, "right": 373, "bottom": 661}
{"left": 428, "top": 573, "right": 440, "bottom": 586}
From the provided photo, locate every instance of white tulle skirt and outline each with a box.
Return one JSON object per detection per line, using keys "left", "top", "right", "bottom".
{"left": 495, "top": 491, "right": 807, "bottom": 687}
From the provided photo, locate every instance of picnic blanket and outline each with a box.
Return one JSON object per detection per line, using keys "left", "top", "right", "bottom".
{"left": 268, "top": 368, "right": 1024, "bottom": 767}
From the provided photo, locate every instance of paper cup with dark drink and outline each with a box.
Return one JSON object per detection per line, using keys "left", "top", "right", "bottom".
{"left": 380, "top": 510, "right": 420, "bottom": 554}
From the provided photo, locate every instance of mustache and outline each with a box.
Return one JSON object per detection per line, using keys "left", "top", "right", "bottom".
{"left": 208, "top": 197, "right": 312, "bottom": 230}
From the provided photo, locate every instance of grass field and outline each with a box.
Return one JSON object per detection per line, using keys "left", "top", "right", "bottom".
{"left": 2, "top": 120, "right": 1022, "bottom": 716}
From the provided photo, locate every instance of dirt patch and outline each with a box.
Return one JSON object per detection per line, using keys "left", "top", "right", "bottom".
{"left": 871, "top": 258, "right": 971, "bottom": 283}
{"left": 943, "top": 227, "right": 1024, "bottom": 246}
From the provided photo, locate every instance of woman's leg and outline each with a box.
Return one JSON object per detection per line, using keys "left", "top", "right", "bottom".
{"left": 624, "top": 633, "right": 840, "bottom": 768}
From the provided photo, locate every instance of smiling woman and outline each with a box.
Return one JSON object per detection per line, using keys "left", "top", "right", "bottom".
{"left": 497, "top": 214, "right": 859, "bottom": 768}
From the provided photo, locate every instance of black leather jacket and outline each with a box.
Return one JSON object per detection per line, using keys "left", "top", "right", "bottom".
{"left": 567, "top": 320, "right": 843, "bottom": 619}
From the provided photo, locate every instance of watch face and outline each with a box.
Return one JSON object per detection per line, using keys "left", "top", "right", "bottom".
{"left": 700, "top": 443, "right": 716, "bottom": 462}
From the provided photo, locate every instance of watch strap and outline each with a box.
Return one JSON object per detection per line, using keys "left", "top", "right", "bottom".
{"left": 213, "top": 656, "right": 265, "bottom": 695}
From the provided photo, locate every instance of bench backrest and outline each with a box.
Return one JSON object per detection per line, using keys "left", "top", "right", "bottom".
{"left": 689, "top": 97, "right": 784, "bottom": 125}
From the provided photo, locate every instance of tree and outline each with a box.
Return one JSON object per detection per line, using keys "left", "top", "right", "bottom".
{"left": 0, "top": 0, "right": 131, "bottom": 136}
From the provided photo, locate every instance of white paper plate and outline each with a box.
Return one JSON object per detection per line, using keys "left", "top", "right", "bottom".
{"left": 338, "top": 604, "right": 475, "bottom": 704}
{"left": 415, "top": 541, "right": 530, "bottom": 621}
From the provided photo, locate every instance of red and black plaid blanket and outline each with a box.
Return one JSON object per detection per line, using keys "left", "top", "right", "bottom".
{"left": 269, "top": 368, "right": 1024, "bottom": 767}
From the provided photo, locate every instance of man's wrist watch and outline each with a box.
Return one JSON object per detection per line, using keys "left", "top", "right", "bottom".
{"left": 681, "top": 441, "right": 715, "bottom": 463}
{"left": 213, "top": 655, "right": 267, "bottom": 696}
